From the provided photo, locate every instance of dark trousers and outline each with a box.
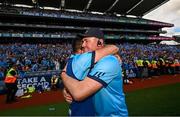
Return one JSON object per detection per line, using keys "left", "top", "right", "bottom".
{"left": 5, "top": 83, "right": 18, "bottom": 103}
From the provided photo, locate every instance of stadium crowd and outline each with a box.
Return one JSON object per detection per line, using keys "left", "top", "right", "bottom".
{"left": 0, "top": 42, "right": 179, "bottom": 81}
{"left": 0, "top": 43, "right": 72, "bottom": 79}
{"left": 118, "top": 43, "right": 180, "bottom": 82}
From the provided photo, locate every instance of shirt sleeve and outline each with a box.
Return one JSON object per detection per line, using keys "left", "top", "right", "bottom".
{"left": 72, "top": 51, "right": 95, "bottom": 80}
{"left": 87, "top": 55, "right": 121, "bottom": 87}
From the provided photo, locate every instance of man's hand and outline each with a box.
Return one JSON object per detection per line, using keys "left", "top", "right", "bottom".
{"left": 63, "top": 88, "right": 73, "bottom": 104}
{"left": 95, "top": 44, "right": 119, "bottom": 63}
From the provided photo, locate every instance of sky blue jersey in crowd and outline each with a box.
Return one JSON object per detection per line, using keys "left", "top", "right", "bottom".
{"left": 66, "top": 52, "right": 95, "bottom": 116}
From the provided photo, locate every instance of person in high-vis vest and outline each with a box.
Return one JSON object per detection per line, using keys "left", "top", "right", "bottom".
{"left": 21, "top": 85, "right": 35, "bottom": 99}
{"left": 51, "top": 75, "right": 59, "bottom": 90}
{"left": 136, "top": 58, "right": 144, "bottom": 78}
{"left": 151, "top": 59, "right": 158, "bottom": 76}
{"left": 4, "top": 64, "right": 18, "bottom": 103}
{"left": 169, "top": 59, "right": 175, "bottom": 75}
{"left": 145, "top": 59, "right": 152, "bottom": 77}
{"left": 159, "top": 57, "right": 165, "bottom": 74}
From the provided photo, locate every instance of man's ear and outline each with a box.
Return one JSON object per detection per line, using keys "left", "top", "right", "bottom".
{"left": 97, "top": 39, "right": 104, "bottom": 46}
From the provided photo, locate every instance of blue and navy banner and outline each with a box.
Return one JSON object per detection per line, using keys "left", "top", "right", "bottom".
{"left": 17, "top": 75, "right": 52, "bottom": 90}
{"left": 0, "top": 75, "right": 61, "bottom": 94}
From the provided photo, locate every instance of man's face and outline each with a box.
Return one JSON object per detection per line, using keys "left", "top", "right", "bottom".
{"left": 82, "top": 37, "right": 101, "bottom": 52}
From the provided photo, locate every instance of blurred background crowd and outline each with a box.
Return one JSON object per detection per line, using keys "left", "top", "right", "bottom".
{"left": 0, "top": 42, "right": 179, "bottom": 81}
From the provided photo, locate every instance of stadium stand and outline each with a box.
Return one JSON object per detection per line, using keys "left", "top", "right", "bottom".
{"left": 0, "top": 1, "right": 174, "bottom": 43}
{"left": 0, "top": 0, "right": 179, "bottom": 91}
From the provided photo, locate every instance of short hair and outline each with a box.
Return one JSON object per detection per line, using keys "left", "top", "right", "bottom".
{"left": 72, "top": 38, "right": 82, "bottom": 53}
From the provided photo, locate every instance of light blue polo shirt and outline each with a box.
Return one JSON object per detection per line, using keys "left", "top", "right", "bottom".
{"left": 87, "top": 55, "right": 128, "bottom": 116}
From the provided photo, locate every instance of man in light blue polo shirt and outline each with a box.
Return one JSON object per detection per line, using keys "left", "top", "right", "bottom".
{"left": 61, "top": 28, "right": 128, "bottom": 116}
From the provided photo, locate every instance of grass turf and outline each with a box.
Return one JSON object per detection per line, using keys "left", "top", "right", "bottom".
{"left": 0, "top": 102, "right": 69, "bottom": 116}
{"left": 0, "top": 83, "right": 180, "bottom": 116}
{"left": 126, "top": 83, "right": 180, "bottom": 116}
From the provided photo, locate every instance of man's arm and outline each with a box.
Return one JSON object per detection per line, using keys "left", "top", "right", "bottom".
{"left": 61, "top": 56, "right": 119, "bottom": 101}
{"left": 94, "top": 45, "right": 118, "bottom": 63}
{"left": 62, "top": 45, "right": 118, "bottom": 102}
{"left": 61, "top": 72, "right": 102, "bottom": 101}
{"left": 71, "top": 45, "right": 118, "bottom": 69}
